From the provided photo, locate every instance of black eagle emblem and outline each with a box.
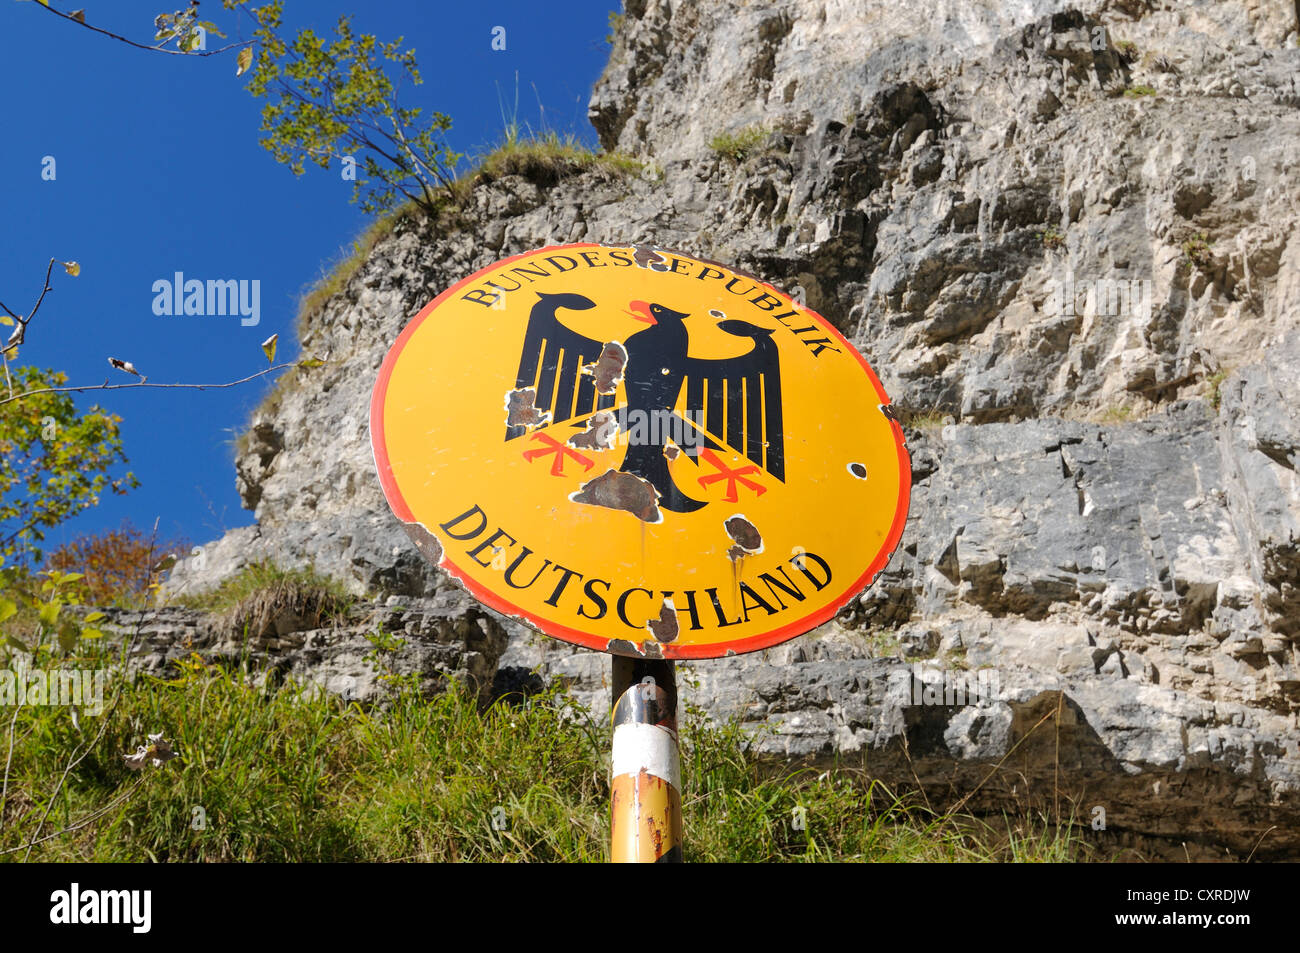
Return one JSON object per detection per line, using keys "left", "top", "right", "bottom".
{"left": 504, "top": 291, "right": 785, "bottom": 513}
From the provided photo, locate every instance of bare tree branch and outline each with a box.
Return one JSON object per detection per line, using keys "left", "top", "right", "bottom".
{"left": 2, "top": 258, "right": 61, "bottom": 358}
{"left": 0, "top": 362, "right": 310, "bottom": 408}
{"left": 30, "top": 1, "right": 253, "bottom": 58}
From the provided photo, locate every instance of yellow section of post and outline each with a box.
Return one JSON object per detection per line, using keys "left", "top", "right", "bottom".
{"left": 609, "top": 657, "right": 682, "bottom": 863}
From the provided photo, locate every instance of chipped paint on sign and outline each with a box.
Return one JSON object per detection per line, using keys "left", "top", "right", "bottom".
{"left": 370, "top": 243, "right": 911, "bottom": 659}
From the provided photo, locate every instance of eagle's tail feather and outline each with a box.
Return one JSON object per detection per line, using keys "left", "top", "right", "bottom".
{"left": 621, "top": 444, "right": 707, "bottom": 513}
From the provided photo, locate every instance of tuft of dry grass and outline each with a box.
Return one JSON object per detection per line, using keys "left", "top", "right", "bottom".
{"left": 898, "top": 407, "right": 953, "bottom": 432}
{"left": 1041, "top": 227, "right": 1066, "bottom": 250}
{"left": 295, "top": 210, "right": 415, "bottom": 338}
{"left": 178, "top": 561, "right": 354, "bottom": 641}
{"left": 709, "top": 124, "right": 773, "bottom": 162}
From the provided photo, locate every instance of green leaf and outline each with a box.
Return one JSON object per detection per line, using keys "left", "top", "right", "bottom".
{"left": 237, "top": 46, "right": 254, "bottom": 76}
{"left": 0, "top": 597, "right": 17, "bottom": 624}
{"left": 81, "top": 627, "right": 104, "bottom": 640}
{"left": 297, "top": 357, "right": 325, "bottom": 369}
{"left": 38, "top": 602, "right": 60, "bottom": 627}
{"left": 83, "top": 610, "right": 106, "bottom": 623}
{"left": 6, "top": 636, "right": 32, "bottom": 653}
{"left": 261, "top": 333, "right": 278, "bottom": 364}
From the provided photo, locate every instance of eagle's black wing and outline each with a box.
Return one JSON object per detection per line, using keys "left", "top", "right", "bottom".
{"left": 505, "top": 292, "right": 619, "bottom": 440}
{"left": 678, "top": 321, "right": 785, "bottom": 481}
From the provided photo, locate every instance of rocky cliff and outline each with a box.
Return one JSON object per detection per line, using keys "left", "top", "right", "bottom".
{"left": 163, "top": 1, "right": 1300, "bottom": 858}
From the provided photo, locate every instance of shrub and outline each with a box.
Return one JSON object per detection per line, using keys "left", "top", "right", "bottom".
{"left": 44, "top": 521, "right": 189, "bottom": 607}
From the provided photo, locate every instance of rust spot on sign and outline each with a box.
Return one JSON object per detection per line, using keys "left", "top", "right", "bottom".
{"left": 646, "top": 597, "right": 679, "bottom": 643}
{"left": 724, "top": 515, "right": 763, "bottom": 561}
{"left": 504, "top": 387, "right": 549, "bottom": 429}
{"left": 571, "top": 468, "right": 663, "bottom": 523}
{"left": 581, "top": 342, "right": 628, "bottom": 395}
{"left": 568, "top": 410, "right": 619, "bottom": 451}
{"left": 633, "top": 247, "right": 667, "bottom": 269}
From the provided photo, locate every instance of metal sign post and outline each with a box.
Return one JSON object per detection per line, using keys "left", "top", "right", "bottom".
{"left": 609, "top": 656, "right": 681, "bottom": 862}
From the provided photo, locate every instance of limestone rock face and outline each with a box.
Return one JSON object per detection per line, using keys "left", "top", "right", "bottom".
{"left": 164, "top": 1, "right": 1300, "bottom": 855}
{"left": 88, "top": 592, "right": 508, "bottom": 706}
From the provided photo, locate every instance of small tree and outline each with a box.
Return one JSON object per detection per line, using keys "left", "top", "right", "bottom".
{"left": 232, "top": 0, "right": 462, "bottom": 213}
{"left": 0, "top": 366, "right": 137, "bottom": 571}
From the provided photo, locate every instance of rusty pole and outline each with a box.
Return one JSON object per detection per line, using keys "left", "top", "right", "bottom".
{"left": 609, "top": 656, "right": 683, "bottom": 862}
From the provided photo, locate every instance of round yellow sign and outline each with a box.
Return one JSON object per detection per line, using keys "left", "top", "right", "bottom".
{"left": 371, "top": 244, "right": 910, "bottom": 659}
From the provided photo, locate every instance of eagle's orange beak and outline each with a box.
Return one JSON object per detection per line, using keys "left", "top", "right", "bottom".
{"left": 625, "top": 299, "right": 657, "bottom": 325}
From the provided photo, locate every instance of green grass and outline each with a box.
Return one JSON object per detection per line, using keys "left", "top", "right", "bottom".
{"left": 1091, "top": 403, "right": 1138, "bottom": 424}
{"left": 1040, "top": 226, "right": 1066, "bottom": 250}
{"left": 709, "top": 125, "right": 772, "bottom": 162}
{"left": 860, "top": 628, "right": 904, "bottom": 658}
{"left": 1206, "top": 368, "right": 1230, "bottom": 411}
{"left": 898, "top": 408, "right": 951, "bottom": 432}
{"left": 1181, "top": 232, "right": 1212, "bottom": 269}
{"left": 1123, "top": 85, "right": 1158, "bottom": 98}
{"left": 0, "top": 645, "right": 1090, "bottom": 861}
{"left": 470, "top": 127, "right": 644, "bottom": 187}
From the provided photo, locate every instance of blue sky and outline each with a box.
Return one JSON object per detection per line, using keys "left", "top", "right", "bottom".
{"left": 0, "top": 0, "right": 617, "bottom": 554}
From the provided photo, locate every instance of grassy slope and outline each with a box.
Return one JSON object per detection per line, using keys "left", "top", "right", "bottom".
{"left": 0, "top": 577, "right": 1087, "bottom": 862}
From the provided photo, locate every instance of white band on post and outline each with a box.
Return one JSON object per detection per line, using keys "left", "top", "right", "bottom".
{"left": 611, "top": 722, "right": 681, "bottom": 790}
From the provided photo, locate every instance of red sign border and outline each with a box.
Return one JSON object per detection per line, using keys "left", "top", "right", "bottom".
{"left": 370, "top": 243, "right": 912, "bottom": 660}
